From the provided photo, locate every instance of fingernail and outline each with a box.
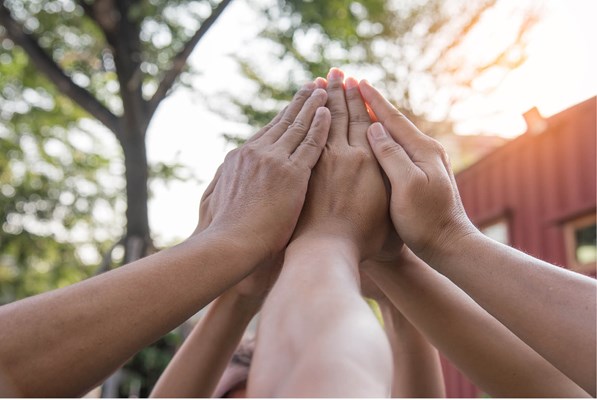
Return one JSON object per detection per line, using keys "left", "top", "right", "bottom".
{"left": 369, "top": 123, "right": 387, "bottom": 140}
{"left": 345, "top": 77, "right": 358, "bottom": 90}
{"left": 314, "top": 77, "right": 327, "bottom": 88}
{"left": 327, "top": 67, "right": 344, "bottom": 81}
{"left": 303, "top": 81, "right": 317, "bottom": 90}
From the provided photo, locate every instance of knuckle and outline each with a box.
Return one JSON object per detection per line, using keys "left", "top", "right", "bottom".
{"left": 387, "top": 111, "right": 407, "bottom": 125}
{"left": 345, "top": 87, "right": 361, "bottom": 101}
{"left": 327, "top": 79, "right": 343, "bottom": 91}
{"left": 353, "top": 147, "right": 373, "bottom": 163}
{"left": 278, "top": 114, "right": 295, "bottom": 127}
{"left": 242, "top": 143, "right": 260, "bottom": 157}
{"left": 300, "top": 135, "right": 322, "bottom": 150}
{"left": 379, "top": 142, "right": 401, "bottom": 158}
{"left": 349, "top": 113, "right": 371, "bottom": 125}
{"left": 224, "top": 148, "right": 239, "bottom": 161}
{"left": 429, "top": 138, "right": 448, "bottom": 158}
{"left": 293, "top": 88, "right": 313, "bottom": 103}
{"left": 257, "top": 151, "right": 278, "bottom": 167}
{"left": 328, "top": 104, "right": 348, "bottom": 119}
{"left": 288, "top": 119, "right": 308, "bottom": 132}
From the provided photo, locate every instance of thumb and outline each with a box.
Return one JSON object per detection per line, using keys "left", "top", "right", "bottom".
{"left": 367, "top": 122, "right": 418, "bottom": 185}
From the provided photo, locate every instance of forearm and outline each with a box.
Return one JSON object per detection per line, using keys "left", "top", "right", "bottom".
{"left": 151, "top": 290, "right": 259, "bottom": 398}
{"left": 425, "top": 232, "right": 596, "bottom": 395}
{"left": 0, "top": 228, "right": 261, "bottom": 397}
{"left": 379, "top": 303, "right": 445, "bottom": 398}
{"left": 367, "top": 250, "right": 590, "bottom": 397}
{"left": 249, "top": 236, "right": 392, "bottom": 397}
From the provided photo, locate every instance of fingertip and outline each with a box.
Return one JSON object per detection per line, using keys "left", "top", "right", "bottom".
{"left": 327, "top": 67, "right": 345, "bottom": 82}
{"left": 314, "top": 77, "right": 328, "bottom": 89}
{"left": 302, "top": 81, "right": 317, "bottom": 90}
{"left": 359, "top": 79, "right": 372, "bottom": 89}
{"left": 345, "top": 76, "right": 359, "bottom": 91}
{"left": 368, "top": 122, "right": 388, "bottom": 142}
{"left": 315, "top": 106, "right": 332, "bottom": 126}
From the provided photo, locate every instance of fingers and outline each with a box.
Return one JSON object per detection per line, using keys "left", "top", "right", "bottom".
{"left": 275, "top": 88, "right": 328, "bottom": 152}
{"left": 359, "top": 80, "right": 427, "bottom": 157}
{"left": 315, "top": 77, "right": 328, "bottom": 89}
{"left": 366, "top": 122, "right": 422, "bottom": 185}
{"left": 290, "top": 107, "right": 331, "bottom": 170}
{"left": 325, "top": 68, "right": 349, "bottom": 145}
{"left": 258, "top": 82, "right": 317, "bottom": 144}
{"left": 344, "top": 77, "right": 371, "bottom": 147}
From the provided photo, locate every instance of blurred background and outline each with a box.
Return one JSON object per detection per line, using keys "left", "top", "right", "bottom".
{"left": 0, "top": 0, "right": 595, "bottom": 396}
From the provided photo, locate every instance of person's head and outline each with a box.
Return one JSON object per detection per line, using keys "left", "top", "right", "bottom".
{"left": 213, "top": 337, "right": 254, "bottom": 398}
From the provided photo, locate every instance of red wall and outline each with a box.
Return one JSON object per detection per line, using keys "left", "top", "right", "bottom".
{"left": 440, "top": 97, "right": 596, "bottom": 397}
{"left": 456, "top": 96, "right": 596, "bottom": 266}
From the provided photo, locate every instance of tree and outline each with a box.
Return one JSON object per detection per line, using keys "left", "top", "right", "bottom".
{"left": 224, "top": 0, "right": 538, "bottom": 142}
{"left": 0, "top": 0, "right": 231, "bottom": 395}
{"left": 0, "top": 0, "right": 233, "bottom": 269}
{"left": 0, "top": 0, "right": 538, "bottom": 394}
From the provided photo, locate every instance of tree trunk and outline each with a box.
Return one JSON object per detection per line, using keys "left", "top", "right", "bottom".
{"left": 121, "top": 131, "right": 151, "bottom": 263}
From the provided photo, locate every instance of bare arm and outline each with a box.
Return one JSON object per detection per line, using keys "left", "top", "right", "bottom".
{"left": 152, "top": 155, "right": 283, "bottom": 398}
{"left": 248, "top": 69, "right": 393, "bottom": 397}
{"left": 379, "top": 298, "right": 445, "bottom": 398}
{"left": 360, "top": 269, "right": 445, "bottom": 398}
{"left": 366, "top": 247, "right": 590, "bottom": 397}
{"left": 0, "top": 83, "right": 330, "bottom": 397}
{"left": 150, "top": 290, "right": 259, "bottom": 398}
{"left": 249, "top": 237, "right": 392, "bottom": 397}
{"left": 361, "top": 80, "right": 597, "bottom": 396}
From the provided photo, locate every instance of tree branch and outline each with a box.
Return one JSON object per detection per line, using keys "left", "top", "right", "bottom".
{"left": 75, "top": 0, "right": 95, "bottom": 20}
{"left": 0, "top": 3, "right": 122, "bottom": 136}
{"left": 147, "top": 0, "right": 234, "bottom": 118}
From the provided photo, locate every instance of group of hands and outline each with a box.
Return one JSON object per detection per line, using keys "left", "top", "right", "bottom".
{"left": 194, "top": 67, "right": 475, "bottom": 304}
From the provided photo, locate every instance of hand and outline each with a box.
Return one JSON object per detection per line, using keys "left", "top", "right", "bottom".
{"left": 292, "top": 69, "right": 390, "bottom": 260}
{"left": 196, "top": 173, "right": 284, "bottom": 305}
{"left": 359, "top": 80, "right": 477, "bottom": 263}
{"left": 198, "top": 83, "right": 332, "bottom": 264}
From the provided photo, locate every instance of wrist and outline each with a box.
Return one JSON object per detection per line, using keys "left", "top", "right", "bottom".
{"left": 416, "top": 220, "right": 480, "bottom": 267}
{"left": 189, "top": 225, "right": 268, "bottom": 268}
{"left": 287, "top": 232, "right": 361, "bottom": 264}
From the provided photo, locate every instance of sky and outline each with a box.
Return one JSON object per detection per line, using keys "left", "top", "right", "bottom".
{"left": 145, "top": 0, "right": 597, "bottom": 246}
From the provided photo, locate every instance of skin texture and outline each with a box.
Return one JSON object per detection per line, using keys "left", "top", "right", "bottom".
{"left": 364, "top": 246, "right": 589, "bottom": 397}
{"left": 0, "top": 84, "right": 330, "bottom": 397}
{"left": 151, "top": 179, "right": 282, "bottom": 398}
{"left": 360, "top": 272, "right": 446, "bottom": 398}
{"left": 361, "top": 79, "right": 597, "bottom": 396}
{"left": 247, "top": 69, "right": 393, "bottom": 397}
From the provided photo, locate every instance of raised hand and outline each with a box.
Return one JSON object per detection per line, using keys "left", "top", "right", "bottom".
{"left": 292, "top": 69, "right": 390, "bottom": 260}
{"left": 200, "top": 83, "right": 331, "bottom": 264}
{"left": 360, "top": 80, "right": 596, "bottom": 396}
{"left": 359, "top": 80, "right": 477, "bottom": 263}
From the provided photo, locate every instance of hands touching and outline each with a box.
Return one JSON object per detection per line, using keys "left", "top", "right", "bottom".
{"left": 196, "top": 83, "right": 331, "bottom": 266}
{"left": 292, "top": 69, "right": 390, "bottom": 260}
{"left": 359, "top": 80, "right": 477, "bottom": 262}
{"left": 197, "top": 67, "right": 475, "bottom": 286}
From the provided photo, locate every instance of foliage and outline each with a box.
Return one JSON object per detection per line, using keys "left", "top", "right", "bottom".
{"left": 118, "top": 332, "right": 182, "bottom": 398}
{"left": 224, "top": 0, "right": 539, "bottom": 141}
{"left": 0, "top": 0, "right": 223, "bottom": 394}
{"left": 0, "top": 0, "right": 539, "bottom": 395}
{"left": 0, "top": 44, "right": 123, "bottom": 302}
